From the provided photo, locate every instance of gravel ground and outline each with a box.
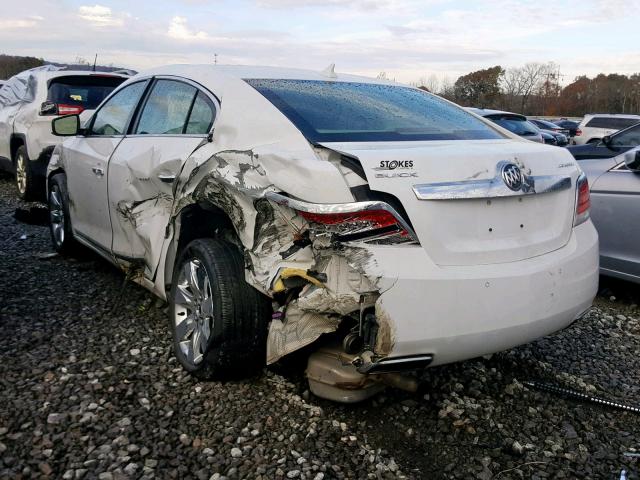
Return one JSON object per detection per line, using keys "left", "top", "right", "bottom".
{"left": 1, "top": 171, "right": 639, "bottom": 480}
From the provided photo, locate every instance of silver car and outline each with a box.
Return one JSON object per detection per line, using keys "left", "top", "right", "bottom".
{"left": 579, "top": 147, "right": 640, "bottom": 283}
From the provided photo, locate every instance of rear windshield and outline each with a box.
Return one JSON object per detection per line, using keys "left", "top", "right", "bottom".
{"left": 535, "top": 119, "right": 561, "bottom": 129}
{"left": 48, "top": 75, "right": 126, "bottom": 110}
{"left": 245, "top": 79, "right": 504, "bottom": 142}
{"left": 585, "top": 117, "right": 640, "bottom": 130}
{"left": 488, "top": 115, "right": 540, "bottom": 136}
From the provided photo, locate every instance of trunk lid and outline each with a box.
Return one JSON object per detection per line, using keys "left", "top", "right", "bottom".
{"left": 321, "top": 139, "right": 579, "bottom": 266}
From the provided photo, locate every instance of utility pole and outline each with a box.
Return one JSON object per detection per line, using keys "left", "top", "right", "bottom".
{"left": 92, "top": 53, "right": 97, "bottom": 72}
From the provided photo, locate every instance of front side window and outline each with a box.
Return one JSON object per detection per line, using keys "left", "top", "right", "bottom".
{"left": 245, "top": 79, "right": 503, "bottom": 142}
{"left": 135, "top": 80, "right": 197, "bottom": 135}
{"left": 611, "top": 124, "right": 640, "bottom": 148}
{"left": 90, "top": 81, "right": 147, "bottom": 136}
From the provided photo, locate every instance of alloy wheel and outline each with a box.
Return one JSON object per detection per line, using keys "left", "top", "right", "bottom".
{"left": 172, "top": 258, "right": 214, "bottom": 365}
{"left": 15, "top": 154, "right": 27, "bottom": 194}
{"left": 49, "top": 185, "right": 65, "bottom": 246}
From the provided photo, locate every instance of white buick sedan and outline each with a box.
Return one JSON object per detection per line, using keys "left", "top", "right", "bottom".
{"left": 47, "top": 65, "right": 598, "bottom": 402}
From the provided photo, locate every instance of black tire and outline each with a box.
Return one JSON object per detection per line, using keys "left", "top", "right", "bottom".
{"left": 48, "top": 173, "right": 78, "bottom": 255}
{"left": 14, "top": 145, "right": 37, "bottom": 201}
{"left": 587, "top": 138, "right": 600, "bottom": 144}
{"left": 169, "top": 238, "right": 272, "bottom": 380}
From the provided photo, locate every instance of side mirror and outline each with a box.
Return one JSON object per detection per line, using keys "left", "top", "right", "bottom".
{"left": 52, "top": 114, "right": 80, "bottom": 136}
{"left": 624, "top": 151, "right": 640, "bottom": 172}
{"left": 601, "top": 135, "right": 611, "bottom": 146}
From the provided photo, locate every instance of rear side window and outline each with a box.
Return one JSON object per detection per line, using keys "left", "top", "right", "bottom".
{"left": 585, "top": 117, "right": 640, "bottom": 129}
{"left": 136, "top": 80, "right": 197, "bottom": 135}
{"left": 90, "top": 81, "right": 147, "bottom": 136}
{"left": 185, "top": 92, "right": 215, "bottom": 134}
{"left": 488, "top": 115, "right": 539, "bottom": 136}
{"left": 48, "top": 75, "right": 125, "bottom": 111}
{"left": 245, "top": 79, "right": 503, "bottom": 142}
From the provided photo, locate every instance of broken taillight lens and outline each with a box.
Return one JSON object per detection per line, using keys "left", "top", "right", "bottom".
{"left": 574, "top": 173, "right": 590, "bottom": 226}
{"left": 297, "top": 209, "right": 414, "bottom": 244}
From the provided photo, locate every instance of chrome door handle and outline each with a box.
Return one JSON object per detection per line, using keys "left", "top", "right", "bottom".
{"left": 92, "top": 166, "right": 104, "bottom": 177}
{"left": 157, "top": 173, "right": 176, "bottom": 183}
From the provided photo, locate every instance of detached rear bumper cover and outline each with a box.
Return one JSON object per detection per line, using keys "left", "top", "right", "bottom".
{"left": 366, "top": 220, "right": 598, "bottom": 366}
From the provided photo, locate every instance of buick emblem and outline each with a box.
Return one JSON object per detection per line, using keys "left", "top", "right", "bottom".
{"left": 501, "top": 163, "right": 523, "bottom": 191}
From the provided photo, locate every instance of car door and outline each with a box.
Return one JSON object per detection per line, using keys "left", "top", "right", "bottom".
{"left": 590, "top": 155, "right": 640, "bottom": 281}
{"left": 63, "top": 80, "right": 149, "bottom": 250}
{"left": 107, "top": 77, "right": 216, "bottom": 278}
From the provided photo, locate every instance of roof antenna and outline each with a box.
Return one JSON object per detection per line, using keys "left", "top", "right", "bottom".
{"left": 92, "top": 53, "right": 97, "bottom": 72}
{"left": 320, "top": 63, "right": 337, "bottom": 79}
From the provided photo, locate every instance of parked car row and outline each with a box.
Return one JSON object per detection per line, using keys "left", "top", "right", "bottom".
{"left": 467, "top": 108, "right": 573, "bottom": 146}
{"left": 529, "top": 118, "right": 570, "bottom": 146}
{"left": 1, "top": 64, "right": 636, "bottom": 404}
{"left": 466, "top": 108, "right": 544, "bottom": 143}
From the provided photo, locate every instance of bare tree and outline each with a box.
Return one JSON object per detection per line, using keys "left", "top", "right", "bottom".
{"left": 501, "top": 62, "right": 557, "bottom": 114}
{"left": 414, "top": 74, "right": 441, "bottom": 93}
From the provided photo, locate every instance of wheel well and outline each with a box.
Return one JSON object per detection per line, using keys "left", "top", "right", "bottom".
{"left": 10, "top": 136, "right": 25, "bottom": 161}
{"left": 47, "top": 168, "right": 65, "bottom": 184}
{"left": 176, "top": 202, "right": 238, "bottom": 254}
{"left": 164, "top": 202, "right": 241, "bottom": 295}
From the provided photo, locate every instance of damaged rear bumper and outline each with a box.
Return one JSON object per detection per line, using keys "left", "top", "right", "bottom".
{"left": 365, "top": 220, "right": 599, "bottom": 366}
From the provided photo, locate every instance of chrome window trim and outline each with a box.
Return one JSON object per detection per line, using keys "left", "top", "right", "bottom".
{"left": 611, "top": 162, "right": 632, "bottom": 172}
{"left": 413, "top": 162, "right": 572, "bottom": 200}
{"left": 265, "top": 191, "right": 418, "bottom": 242}
{"left": 124, "top": 134, "right": 208, "bottom": 139}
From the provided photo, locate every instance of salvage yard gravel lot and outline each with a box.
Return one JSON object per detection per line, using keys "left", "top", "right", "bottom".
{"left": 1, "top": 171, "right": 639, "bottom": 480}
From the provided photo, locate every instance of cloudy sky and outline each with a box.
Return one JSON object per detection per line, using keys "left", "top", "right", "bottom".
{"left": 1, "top": 0, "right": 638, "bottom": 84}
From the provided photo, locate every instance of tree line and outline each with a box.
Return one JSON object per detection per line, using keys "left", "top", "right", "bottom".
{"left": 414, "top": 63, "right": 640, "bottom": 117}
{"left": 0, "top": 54, "right": 45, "bottom": 80}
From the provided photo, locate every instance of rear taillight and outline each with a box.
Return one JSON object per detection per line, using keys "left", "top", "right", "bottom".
{"left": 57, "top": 104, "right": 84, "bottom": 115}
{"left": 575, "top": 128, "right": 582, "bottom": 136}
{"left": 39, "top": 101, "right": 84, "bottom": 116}
{"left": 574, "top": 173, "right": 590, "bottom": 226}
{"left": 298, "top": 210, "right": 398, "bottom": 229}
{"left": 298, "top": 209, "right": 411, "bottom": 243}
{"left": 266, "top": 192, "right": 418, "bottom": 245}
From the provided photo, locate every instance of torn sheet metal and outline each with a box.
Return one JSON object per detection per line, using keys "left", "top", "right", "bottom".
{"left": 265, "top": 252, "right": 380, "bottom": 363}
{"left": 266, "top": 302, "right": 339, "bottom": 364}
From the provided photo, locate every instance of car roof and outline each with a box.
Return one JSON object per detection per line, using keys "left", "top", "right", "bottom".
{"left": 134, "top": 64, "right": 399, "bottom": 86}
{"left": 583, "top": 113, "right": 640, "bottom": 120}
{"left": 42, "top": 70, "right": 129, "bottom": 80}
